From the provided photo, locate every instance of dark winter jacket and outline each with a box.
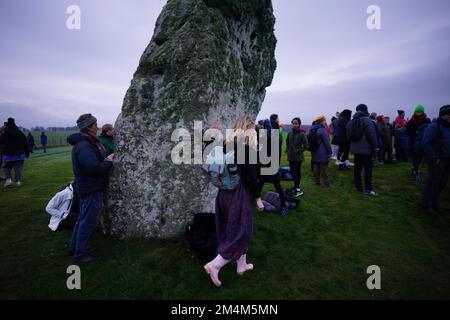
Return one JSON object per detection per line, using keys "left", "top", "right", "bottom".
{"left": 347, "top": 111, "right": 378, "bottom": 156}
{"left": 396, "top": 128, "right": 410, "bottom": 150}
{"left": 422, "top": 118, "right": 450, "bottom": 161}
{"left": 286, "top": 128, "right": 308, "bottom": 162}
{"left": 310, "top": 123, "right": 332, "bottom": 163}
{"left": 67, "top": 133, "right": 113, "bottom": 198}
{"left": 377, "top": 121, "right": 391, "bottom": 146}
{"left": 332, "top": 110, "right": 352, "bottom": 145}
{"left": 27, "top": 133, "right": 35, "bottom": 148}
{"left": 0, "top": 125, "right": 30, "bottom": 157}
{"left": 406, "top": 114, "right": 431, "bottom": 140}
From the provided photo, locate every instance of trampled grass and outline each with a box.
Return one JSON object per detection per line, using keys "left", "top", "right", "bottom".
{"left": 1, "top": 145, "right": 449, "bottom": 299}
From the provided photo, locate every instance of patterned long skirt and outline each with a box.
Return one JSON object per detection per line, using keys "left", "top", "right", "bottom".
{"left": 215, "top": 184, "right": 253, "bottom": 261}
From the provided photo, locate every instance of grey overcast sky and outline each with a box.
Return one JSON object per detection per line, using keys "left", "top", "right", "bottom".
{"left": 0, "top": 0, "right": 449, "bottom": 128}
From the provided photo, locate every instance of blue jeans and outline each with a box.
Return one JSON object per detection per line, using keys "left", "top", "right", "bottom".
{"left": 70, "top": 192, "right": 103, "bottom": 259}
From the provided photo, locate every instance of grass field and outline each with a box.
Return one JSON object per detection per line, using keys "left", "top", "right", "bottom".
{"left": 28, "top": 131, "right": 78, "bottom": 149}
{"left": 1, "top": 144, "right": 450, "bottom": 299}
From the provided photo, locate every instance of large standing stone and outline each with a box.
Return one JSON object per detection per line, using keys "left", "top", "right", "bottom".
{"left": 105, "top": 0, "right": 277, "bottom": 239}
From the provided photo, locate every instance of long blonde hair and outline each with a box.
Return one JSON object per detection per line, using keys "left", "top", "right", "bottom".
{"left": 226, "top": 116, "right": 257, "bottom": 149}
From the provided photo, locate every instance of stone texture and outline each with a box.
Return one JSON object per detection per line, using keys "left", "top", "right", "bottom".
{"left": 105, "top": 0, "right": 277, "bottom": 239}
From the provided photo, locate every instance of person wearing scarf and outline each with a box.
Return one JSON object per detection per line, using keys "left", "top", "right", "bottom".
{"left": 66, "top": 114, "right": 114, "bottom": 263}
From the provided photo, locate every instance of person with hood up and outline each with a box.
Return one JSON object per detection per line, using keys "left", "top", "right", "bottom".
{"left": 310, "top": 115, "right": 332, "bottom": 187}
{"left": 347, "top": 104, "right": 379, "bottom": 196}
{"left": 67, "top": 114, "right": 114, "bottom": 263}
{"left": 0, "top": 118, "right": 30, "bottom": 188}
{"left": 332, "top": 109, "right": 352, "bottom": 170}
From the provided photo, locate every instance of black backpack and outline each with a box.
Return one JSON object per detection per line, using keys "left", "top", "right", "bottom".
{"left": 307, "top": 129, "right": 320, "bottom": 152}
{"left": 349, "top": 118, "right": 365, "bottom": 142}
{"left": 184, "top": 213, "right": 218, "bottom": 262}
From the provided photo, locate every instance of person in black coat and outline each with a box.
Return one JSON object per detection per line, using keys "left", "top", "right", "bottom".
{"left": 0, "top": 118, "right": 30, "bottom": 187}
{"left": 66, "top": 114, "right": 114, "bottom": 263}
{"left": 27, "top": 132, "right": 35, "bottom": 153}
{"left": 332, "top": 109, "right": 352, "bottom": 170}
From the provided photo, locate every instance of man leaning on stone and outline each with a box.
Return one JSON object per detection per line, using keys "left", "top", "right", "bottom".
{"left": 67, "top": 114, "right": 114, "bottom": 263}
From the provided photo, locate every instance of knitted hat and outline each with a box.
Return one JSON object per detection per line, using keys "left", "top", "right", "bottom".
{"left": 76, "top": 114, "right": 97, "bottom": 130}
{"left": 314, "top": 115, "right": 326, "bottom": 123}
{"left": 397, "top": 110, "right": 405, "bottom": 115}
{"left": 415, "top": 105, "right": 425, "bottom": 113}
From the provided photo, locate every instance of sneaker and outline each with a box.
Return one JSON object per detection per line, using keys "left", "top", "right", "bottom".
{"left": 364, "top": 190, "right": 379, "bottom": 197}
{"left": 4, "top": 179, "right": 13, "bottom": 188}
{"left": 293, "top": 189, "right": 304, "bottom": 197}
{"left": 346, "top": 161, "right": 354, "bottom": 166}
{"left": 280, "top": 207, "right": 289, "bottom": 217}
{"left": 15, "top": 181, "right": 21, "bottom": 187}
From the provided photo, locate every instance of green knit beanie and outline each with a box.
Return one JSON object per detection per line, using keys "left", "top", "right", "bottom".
{"left": 415, "top": 105, "right": 425, "bottom": 113}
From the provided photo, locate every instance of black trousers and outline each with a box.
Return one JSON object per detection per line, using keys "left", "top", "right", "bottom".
{"left": 421, "top": 159, "right": 450, "bottom": 209}
{"left": 289, "top": 161, "right": 302, "bottom": 189}
{"left": 259, "top": 174, "right": 286, "bottom": 207}
{"left": 354, "top": 154, "right": 373, "bottom": 192}
{"left": 412, "top": 152, "right": 425, "bottom": 173}
{"left": 384, "top": 141, "right": 393, "bottom": 162}
{"left": 337, "top": 142, "right": 350, "bottom": 162}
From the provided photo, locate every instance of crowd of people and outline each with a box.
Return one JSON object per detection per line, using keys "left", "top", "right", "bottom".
{"left": 203, "top": 104, "right": 450, "bottom": 288}
{"left": 1, "top": 104, "right": 449, "bottom": 287}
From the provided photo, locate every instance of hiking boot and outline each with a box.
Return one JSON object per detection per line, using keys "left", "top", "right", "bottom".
{"left": 74, "top": 255, "right": 100, "bottom": 263}
{"left": 4, "top": 179, "right": 13, "bottom": 188}
{"left": 293, "top": 188, "right": 304, "bottom": 197}
{"left": 364, "top": 190, "right": 379, "bottom": 197}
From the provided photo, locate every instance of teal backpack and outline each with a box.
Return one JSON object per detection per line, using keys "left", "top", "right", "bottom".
{"left": 202, "top": 146, "right": 240, "bottom": 190}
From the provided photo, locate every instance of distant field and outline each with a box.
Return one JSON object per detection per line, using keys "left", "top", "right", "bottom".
{"left": 28, "top": 131, "right": 78, "bottom": 149}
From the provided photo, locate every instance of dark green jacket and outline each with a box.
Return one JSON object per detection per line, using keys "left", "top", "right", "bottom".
{"left": 98, "top": 133, "right": 114, "bottom": 156}
{"left": 286, "top": 129, "right": 308, "bottom": 162}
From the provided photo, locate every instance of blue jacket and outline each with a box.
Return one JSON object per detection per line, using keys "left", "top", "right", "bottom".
{"left": 67, "top": 133, "right": 112, "bottom": 198}
{"left": 422, "top": 118, "right": 450, "bottom": 161}
{"left": 40, "top": 134, "right": 48, "bottom": 145}
{"left": 310, "top": 123, "right": 332, "bottom": 163}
